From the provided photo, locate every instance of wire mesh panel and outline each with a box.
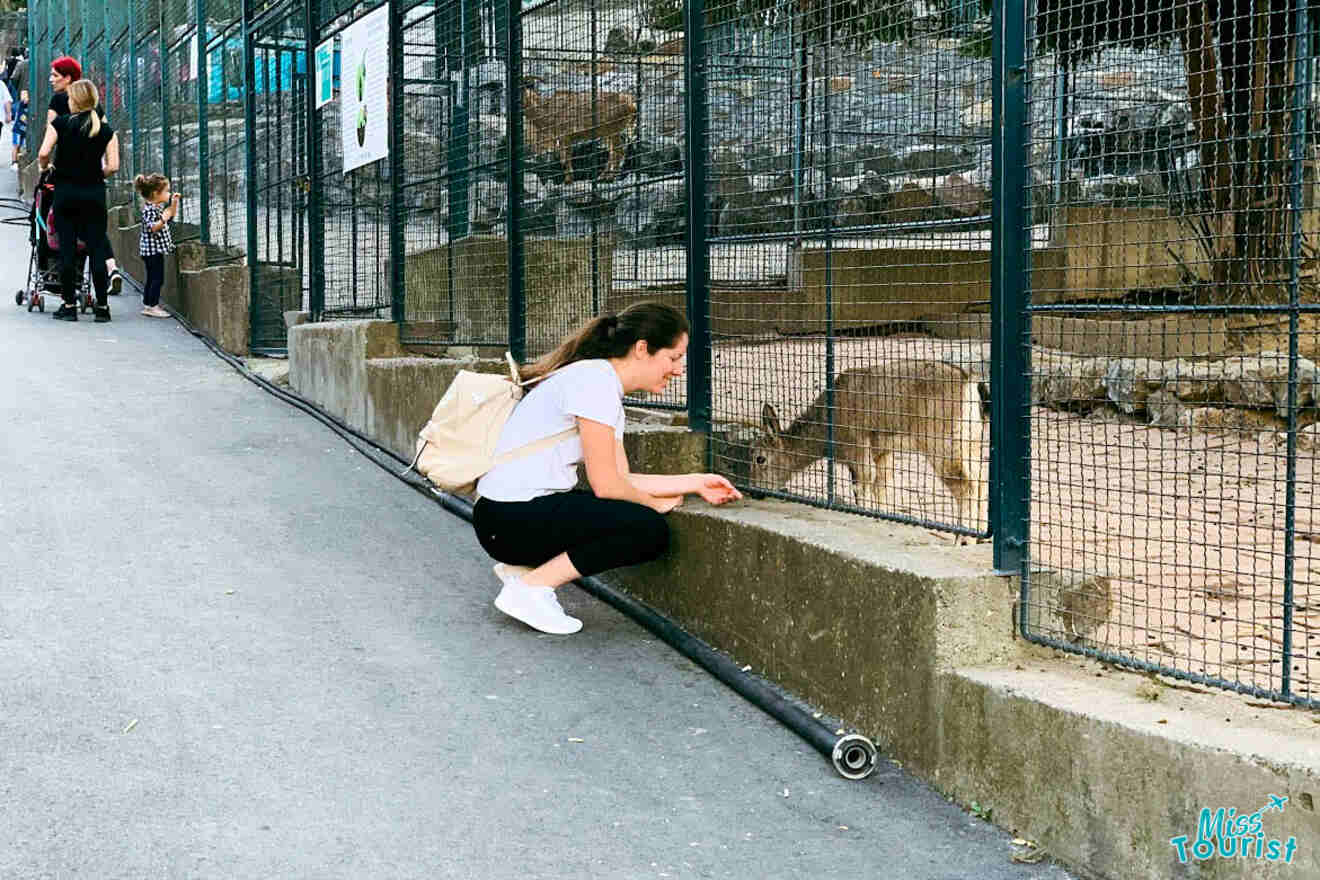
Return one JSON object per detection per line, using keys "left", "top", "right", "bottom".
{"left": 28, "top": 22, "right": 47, "bottom": 168}
{"left": 163, "top": 0, "right": 201, "bottom": 233}
{"left": 705, "top": 0, "right": 991, "bottom": 537}
{"left": 396, "top": 0, "right": 506, "bottom": 343}
{"left": 203, "top": 18, "right": 248, "bottom": 256}
{"left": 69, "top": 0, "right": 83, "bottom": 63}
{"left": 249, "top": 3, "right": 309, "bottom": 352}
{"left": 109, "top": 17, "right": 137, "bottom": 204}
{"left": 314, "top": 0, "right": 390, "bottom": 318}
{"left": 134, "top": 0, "right": 164, "bottom": 178}
{"left": 1021, "top": 0, "right": 1319, "bottom": 705}
{"left": 82, "top": 0, "right": 104, "bottom": 82}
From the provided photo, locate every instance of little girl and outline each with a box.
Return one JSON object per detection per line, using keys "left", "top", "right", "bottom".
{"left": 134, "top": 173, "right": 180, "bottom": 318}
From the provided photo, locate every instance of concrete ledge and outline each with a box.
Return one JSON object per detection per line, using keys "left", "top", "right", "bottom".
{"left": 286, "top": 318, "right": 1320, "bottom": 880}
{"left": 174, "top": 263, "right": 248, "bottom": 355}
{"left": 288, "top": 320, "right": 407, "bottom": 435}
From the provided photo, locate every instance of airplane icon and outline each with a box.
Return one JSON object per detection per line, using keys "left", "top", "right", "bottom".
{"left": 1268, "top": 794, "right": 1288, "bottom": 812}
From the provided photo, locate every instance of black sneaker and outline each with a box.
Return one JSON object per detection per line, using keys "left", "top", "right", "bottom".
{"left": 108, "top": 269, "right": 123, "bottom": 296}
{"left": 93, "top": 306, "right": 111, "bottom": 323}
{"left": 52, "top": 303, "right": 77, "bottom": 321}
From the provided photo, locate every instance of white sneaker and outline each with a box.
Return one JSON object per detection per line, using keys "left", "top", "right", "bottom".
{"left": 494, "top": 578, "right": 582, "bottom": 635}
{"left": 9, "top": 163, "right": 16, "bottom": 172}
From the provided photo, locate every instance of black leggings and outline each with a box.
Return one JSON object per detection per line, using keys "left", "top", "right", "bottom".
{"left": 472, "top": 491, "right": 669, "bottom": 578}
{"left": 52, "top": 189, "right": 111, "bottom": 306}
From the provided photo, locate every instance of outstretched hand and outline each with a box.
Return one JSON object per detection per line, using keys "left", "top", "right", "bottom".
{"left": 695, "top": 474, "right": 742, "bottom": 505}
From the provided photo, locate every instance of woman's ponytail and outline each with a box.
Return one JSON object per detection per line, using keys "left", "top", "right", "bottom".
{"left": 66, "top": 79, "right": 100, "bottom": 137}
{"left": 517, "top": 303, "right": 689, "bottom": 382}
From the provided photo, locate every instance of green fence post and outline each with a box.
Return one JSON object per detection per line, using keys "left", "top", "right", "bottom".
{"left": 129, "top": 0, "right": 138, "bottom": 177}
{"left": 992, "top": 0, "right": 1030, "bottom": 579}
{"left": 444, "top": 0, "right": 470, "bottom": 269}
{"left": 683, "top": 0, "right": 711, "bottom": 435}
{"left": 160, "top": 12, "right": 170, "bottom": 179}
{"left": 197, "top": 0, "right": 209, "bottom": 244}
{"left": 1281, "top": 0, "right": 1312, "bottom": 699}
{"left": 305, "top": 0, "right": 322, "bottom": 320}
{"left": 243, "top": 0, "right": 258, "bottom": 348}
{"left": 505, "top": 0, "right": 524, "bottom": 361}
{"left": 389, "top": 0, "right": 404, "bottom": 325}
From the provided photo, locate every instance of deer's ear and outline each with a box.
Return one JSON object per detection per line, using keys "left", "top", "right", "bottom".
{"left": 761, "top": 403, "right": 782, "bottom": 436}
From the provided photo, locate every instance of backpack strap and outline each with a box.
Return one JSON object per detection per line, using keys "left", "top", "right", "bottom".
{"left": 491, "top": 426, "right": 578, "bottom": 466}
{"left": 506, "top": 351, "right": 566, "bottom": 388}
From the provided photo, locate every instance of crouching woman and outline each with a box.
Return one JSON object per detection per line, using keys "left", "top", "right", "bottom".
{"left": 473, "top": 303, "right": 741, "bottom": 635}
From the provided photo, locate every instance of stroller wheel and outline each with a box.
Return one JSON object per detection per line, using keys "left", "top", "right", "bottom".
{"left": 15, "top": 289, "right": 23, "bottom": 306}
{"left": 35, "top": 294, "right": 44, "bottom": 312}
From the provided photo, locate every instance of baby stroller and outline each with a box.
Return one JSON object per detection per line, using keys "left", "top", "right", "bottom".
{"left": 14, "top": 171, "right": 91, "bottom": 313}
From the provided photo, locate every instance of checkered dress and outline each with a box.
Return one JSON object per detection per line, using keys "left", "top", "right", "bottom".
{"left": 139, "top": 202, "right": 174, "bottom": 257}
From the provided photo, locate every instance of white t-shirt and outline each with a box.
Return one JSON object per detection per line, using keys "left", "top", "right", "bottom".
{"left": 476, "top": 359, "right": 625, "bottom": 502}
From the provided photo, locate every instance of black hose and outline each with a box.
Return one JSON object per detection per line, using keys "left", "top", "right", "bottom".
{"left": 161, "top": 303, "right": 879, "bottom": 780}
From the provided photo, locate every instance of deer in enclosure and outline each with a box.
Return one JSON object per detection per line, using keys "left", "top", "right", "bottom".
{"left": 750, "top": 360, "right": 986, "bottom": 540}
{"left": 521, "top": 80, "right": 637, "bottom": 183}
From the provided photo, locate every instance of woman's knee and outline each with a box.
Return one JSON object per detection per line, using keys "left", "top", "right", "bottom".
{"left": 635, "top": 507, "right": 670, "bottom": 562}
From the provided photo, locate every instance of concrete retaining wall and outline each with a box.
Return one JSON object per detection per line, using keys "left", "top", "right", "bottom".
{"left": 286, "top": 318, "right": 1320, "bottom": 879}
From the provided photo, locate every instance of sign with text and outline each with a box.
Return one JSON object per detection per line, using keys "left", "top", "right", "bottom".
{"left": 340, "top": 4, "right": 389, "bottom": 173}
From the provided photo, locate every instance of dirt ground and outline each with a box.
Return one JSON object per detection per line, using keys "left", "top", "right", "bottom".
{"left": 705, "top": 334, "right": 1317, "bottom": 703}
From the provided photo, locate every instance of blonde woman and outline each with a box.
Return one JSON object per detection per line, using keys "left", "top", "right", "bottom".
{"left": 37, "top": 79, "right": 119, "bottom": 322}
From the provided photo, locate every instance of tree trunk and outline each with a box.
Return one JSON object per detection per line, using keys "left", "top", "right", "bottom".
{"left": 1182, "top": 0, "right": 1300, "bottom": 300}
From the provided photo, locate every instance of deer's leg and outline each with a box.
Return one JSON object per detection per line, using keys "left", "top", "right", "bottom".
{"left": 849, "top": 438, "right": 874, "bottom": 507}
{"left": 871, "top": 450, "right": 893, "bottom": 511}
{"left": 559, "top": 143, "right": 574, "bottom": 184}
{"left": 604, "top": 133, "right": 623, "bottom": 180}
{"left": 935, "top": 455, "right": 977, "bottom": 542}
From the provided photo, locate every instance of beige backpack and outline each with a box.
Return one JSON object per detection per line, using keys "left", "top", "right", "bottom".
{"left": 406, "top": 353, "right": 574, "bottom": 494}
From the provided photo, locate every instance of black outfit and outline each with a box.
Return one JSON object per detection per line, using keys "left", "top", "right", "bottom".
{"left": 49, "top": 111, "right": 114, "bottom": 308}
{"left": 49, "top": 92, "right": 104, "bottom": 120}
{"left": 472, "top": 491, "right": 669, "bottom": 578}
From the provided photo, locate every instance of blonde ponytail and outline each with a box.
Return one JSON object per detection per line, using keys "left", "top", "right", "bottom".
{"left": 66, "top": 80, "right": 100, "bottom": 137}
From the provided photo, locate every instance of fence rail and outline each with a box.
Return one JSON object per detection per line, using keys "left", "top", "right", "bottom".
{"left": 25, "top": 0, "right": 1320, "bottom": 707}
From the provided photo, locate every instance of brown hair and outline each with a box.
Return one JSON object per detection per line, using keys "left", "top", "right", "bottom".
{"left": 519, "top": 302, "right": 690, "bottom": 382}
{"left": 66, "top": 79, "right": 100, "bottom": 137}
{"left": 134, "top": 173, "right": 169, "bottom": 201}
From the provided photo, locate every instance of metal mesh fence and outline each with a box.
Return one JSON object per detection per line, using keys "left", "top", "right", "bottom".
{"left": 134, "top": 0, "right": 164, "bottom": 180}
{"left": 203, "top": 18, "right": 248, "bottom": 256}
{"left": 701, "top": 0, "right": 991, "bottom": 536}
{"left": 249, "top": 4, "right": 309, "bottom": 352}
{"left": 27, "top": 0, "right": 1320, "bottom": 706}
{"left": 164, "top": 0, "right": 201, "bottom": 234}
{"left": 1020, "top": 0, "right": 1318, "bottom": 705}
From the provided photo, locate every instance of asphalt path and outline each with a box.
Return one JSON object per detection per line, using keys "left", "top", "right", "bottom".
{"left": 0, "top": 203, "right": 1077, "bottom": 880}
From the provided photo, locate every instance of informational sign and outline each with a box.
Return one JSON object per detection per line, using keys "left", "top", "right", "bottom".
{"left": 340, "top": 4, "right": 389, "bottom": 173}
{"left": 314, "top": 37, "right": 335, "bottom": 109}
